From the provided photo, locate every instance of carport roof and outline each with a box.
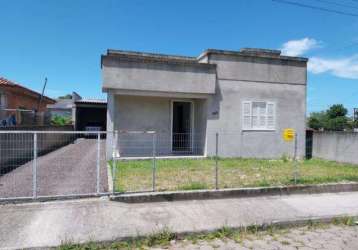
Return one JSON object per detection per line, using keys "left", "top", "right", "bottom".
{"left": 75, "top": 99, "right": 107, "bottom": 104}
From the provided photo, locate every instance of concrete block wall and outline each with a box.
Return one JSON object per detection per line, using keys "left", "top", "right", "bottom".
{"left": 312, "top": 131, "right": 358, "bottom": 164}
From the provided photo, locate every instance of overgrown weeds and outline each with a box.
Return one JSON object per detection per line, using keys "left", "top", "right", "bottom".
{"left": 58, "top": 217, "right": 358, "bottom": 249}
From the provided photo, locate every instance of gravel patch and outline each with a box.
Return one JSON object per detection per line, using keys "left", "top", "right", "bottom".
{"left": 0, "top": 138, "right": 108, "bottom": 198}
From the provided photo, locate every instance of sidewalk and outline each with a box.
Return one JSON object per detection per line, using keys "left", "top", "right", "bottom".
{"left": 1, "top": 192, "right": 358, "bottom": 249}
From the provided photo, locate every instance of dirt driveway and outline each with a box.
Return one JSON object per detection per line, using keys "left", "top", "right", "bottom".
{"left": 0, "top": 138, "right": 108, "bottom": 198}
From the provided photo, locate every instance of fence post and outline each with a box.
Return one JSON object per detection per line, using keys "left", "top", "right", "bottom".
{"left": 96, "top": 132, "right": 101, "bottom": 195}
{"left": 152, "top": 132, "right": 157, "bottom": 192}
{"left": 293, "top": 133, "right": 298, "bottom": 184}
{"left": 215, "top": 132, "right": 219, "bottom": 190}
{"left": 112, "top": 130, "right": 118, "bottom": 194}
{"left": 32, "top": 132, "right": 37, "bottom": 199}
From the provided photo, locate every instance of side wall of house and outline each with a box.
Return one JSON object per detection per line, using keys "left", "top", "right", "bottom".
{"left": 205, "top": 54, "right": 307, "bottom": 158}
{"left": 106, "top": 94, "right": 207, "bottom": 157}
{"left": 3, "top": 88, "right": 50, "bottom": 112}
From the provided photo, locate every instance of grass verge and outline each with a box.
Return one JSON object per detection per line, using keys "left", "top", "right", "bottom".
{"left": 111, "top": 158, "right": 358, "bottom": 192}
{"left": 57, "top": 216, "right": 357, "bottom": 250}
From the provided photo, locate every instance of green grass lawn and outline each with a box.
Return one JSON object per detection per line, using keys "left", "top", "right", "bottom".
{"left": 111, "top": 158, "right": 358, "bottom": 193}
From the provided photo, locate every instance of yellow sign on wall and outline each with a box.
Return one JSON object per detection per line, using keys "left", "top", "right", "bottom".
{"left": 283, "top": 128, "right": 295, "bottom": 142}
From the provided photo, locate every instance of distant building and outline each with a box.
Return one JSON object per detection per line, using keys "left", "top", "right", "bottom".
{"left": 47, "top": 92, "right": 107, "bottom": 131}
{"left": 0, "top": 77, "right": 55, "bottom": 126}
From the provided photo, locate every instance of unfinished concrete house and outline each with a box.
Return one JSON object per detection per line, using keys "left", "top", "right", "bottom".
{"left": 101, "top": 48, "right": 307, "bottom": 158}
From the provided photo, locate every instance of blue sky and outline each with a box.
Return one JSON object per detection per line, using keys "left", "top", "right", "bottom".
{"left": 0, "top": 0, "right": 357, "bottom": 114}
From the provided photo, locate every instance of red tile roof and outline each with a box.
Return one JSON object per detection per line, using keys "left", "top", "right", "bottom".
{"left": 0, "top": 77, "right": 55, "bottom": 103}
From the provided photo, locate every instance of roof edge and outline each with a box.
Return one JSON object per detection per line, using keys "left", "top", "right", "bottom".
{"left": 0, "top": 77, "right": 56, "bottom": 103}
{"left": 197, "top": 48, "right": 308, "bottom": 63}
{"left": 102, "top": 49, "right": 217, "bottom": 69}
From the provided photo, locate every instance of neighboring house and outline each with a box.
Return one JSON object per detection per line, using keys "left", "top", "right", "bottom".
{"left": 47, "top": 98, "right": 74, "bottom": 119}
{"left": 0, "top": 77, "right": 55, "bottom": 126}
{"left": 101, "top": 48, "right": 307, "bottom": 158}
{"left": 47, "top": 92, "right": 107, "bottom": 131}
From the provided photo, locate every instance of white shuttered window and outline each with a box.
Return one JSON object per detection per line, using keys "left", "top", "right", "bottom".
{"left": 242, "top": 101, "right": 275, "bottom": 130}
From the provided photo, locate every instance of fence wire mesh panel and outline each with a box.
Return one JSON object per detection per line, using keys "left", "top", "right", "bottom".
{"left": 0, "top": 131, "right": 114, "bottom": 200}
{"left": 113, "top": 131, "right": 212, "bottom": 193}
{"left": 5, "top": 129, "right": 358, "bottom": 198}
{"left": 35, "top": 132, "right": 108, "bottom": 197}
{"left": 0, "top": 132, "right": 34, "bottom": 199}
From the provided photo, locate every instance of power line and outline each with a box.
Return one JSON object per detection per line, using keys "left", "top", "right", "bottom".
{"left": 313, "top": 0, "right": 358, "bottom": 10}
{"left": 272, "top": 0, "right": 358, "bottom": 17}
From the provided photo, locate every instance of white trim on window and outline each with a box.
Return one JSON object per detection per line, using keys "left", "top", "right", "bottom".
{"left": 242, "top": 101, "right": 276, "bottom": 131}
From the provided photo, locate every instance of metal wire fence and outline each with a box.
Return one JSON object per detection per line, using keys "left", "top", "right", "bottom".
{"left": 111, "top": 130, "right": 358, "bottom": 193}
{"left": 0, "top": 131, "right": 115, "bottom": 201}
{"left": 2, "top": 130, "right": 358, "bottom": 200}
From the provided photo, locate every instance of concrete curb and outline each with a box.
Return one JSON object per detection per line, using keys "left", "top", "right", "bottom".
{"left": 110, "top": 182, "right": 358, "bottom": 203}
{"left": 167, "top": 214, "right": 358, "bottom": 244}
{"left": 31, "top": 214, "right": 356, "bottom": 249}
{"left": 170, "top": 214, "right": 358, "bottom": 240}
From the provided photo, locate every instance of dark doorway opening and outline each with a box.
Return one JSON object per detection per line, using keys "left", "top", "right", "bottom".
{"left": 172, "top": 101, "right": 192, "bottom": 152}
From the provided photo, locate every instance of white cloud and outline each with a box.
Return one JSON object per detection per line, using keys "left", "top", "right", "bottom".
{"left": 281, "top": 38, "right": 320, "bottom": 56}
{"left": 308, "top": 55, "right": 358, "bottom": 79}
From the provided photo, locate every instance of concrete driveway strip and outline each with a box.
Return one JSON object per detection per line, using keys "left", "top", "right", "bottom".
{"left": 0, "top": 138, "right": 108, "bottom": 198}
{"left": 1, "top": 192, "right": 358, "bottom": 249}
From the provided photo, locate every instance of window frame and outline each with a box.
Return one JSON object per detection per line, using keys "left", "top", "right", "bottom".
{"left": 242, "top": 100, "right": 276, "bottom": 131}
{"left": 0, "top": 92, "right": 6, "bottom": 109}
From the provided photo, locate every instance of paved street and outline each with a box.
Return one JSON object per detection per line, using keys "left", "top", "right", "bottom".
{"left": 1, "top": 192, "right": 358, "bottom": 249}
{"left": 0, "top": 138, "right": 108, "bottom": 198}
{"left": 161, "top": 224, "right": 358, "bottom": 250}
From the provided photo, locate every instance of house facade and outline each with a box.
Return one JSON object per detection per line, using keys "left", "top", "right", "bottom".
{"left": 102, "top": 48, "right": 307, "bottom": 158}
{"left": 0, "top": 77, "right": 55, "bottom": 126}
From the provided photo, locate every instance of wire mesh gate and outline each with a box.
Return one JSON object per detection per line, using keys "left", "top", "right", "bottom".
{"left": 0, "top": 130, "right": 118, "bottom": 201}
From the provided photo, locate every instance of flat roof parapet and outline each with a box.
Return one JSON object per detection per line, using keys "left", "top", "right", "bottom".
{"left": 198, "top": 48, "right": 308, "bottom": 63}
{"left": 102, "top": 47, "right": 308, "bottom": 69}
{"left": 240, "top": 48, "right": 281, "bottom": 56}
{"left": 102, "top": 49, "right": 217, "bottom": 69}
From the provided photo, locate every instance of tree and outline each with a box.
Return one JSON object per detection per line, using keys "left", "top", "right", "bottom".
{"left": 308, "top": 104, "right": 351, "bottom": 131}
{"left": 51, "top": 115, "right": 72, "bottom": 126}
{"left": 307, "top": 111, "right": 327, "bottom": 130}
{"left": 325, "top": 116, "right": 349, "bottom": 131}
{"left": 58, "top": 94, "right": 72, "bottom": 100}
{"left": 326, "top": 104, "right": 347, "bottom": 119}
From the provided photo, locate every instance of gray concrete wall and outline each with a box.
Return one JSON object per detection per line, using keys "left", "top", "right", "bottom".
{"left": 205, "top": 54, "right": 307, "bottom": 158}
{"left": 210, "top": 54, "right": 306, "bottom": 85}
{"left": 102, "top": 59, "right": 216, "bottom": 94}
{"left": 312, "top": 132, "right": 358, "bottom": 164}
{"left": 108, "top": 95, "right": 206, "bottom": 157}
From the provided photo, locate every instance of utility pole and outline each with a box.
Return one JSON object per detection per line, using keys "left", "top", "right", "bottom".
{"left": 34, "top": 77, "right": 48, "bottom": 124}
{"left": 37, "top": 77, "right": 48, "bottom": 112}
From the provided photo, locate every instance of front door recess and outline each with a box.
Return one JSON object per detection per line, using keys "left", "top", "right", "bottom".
{"left": 172, "top": 101, "right": 192, "bottom": 152}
